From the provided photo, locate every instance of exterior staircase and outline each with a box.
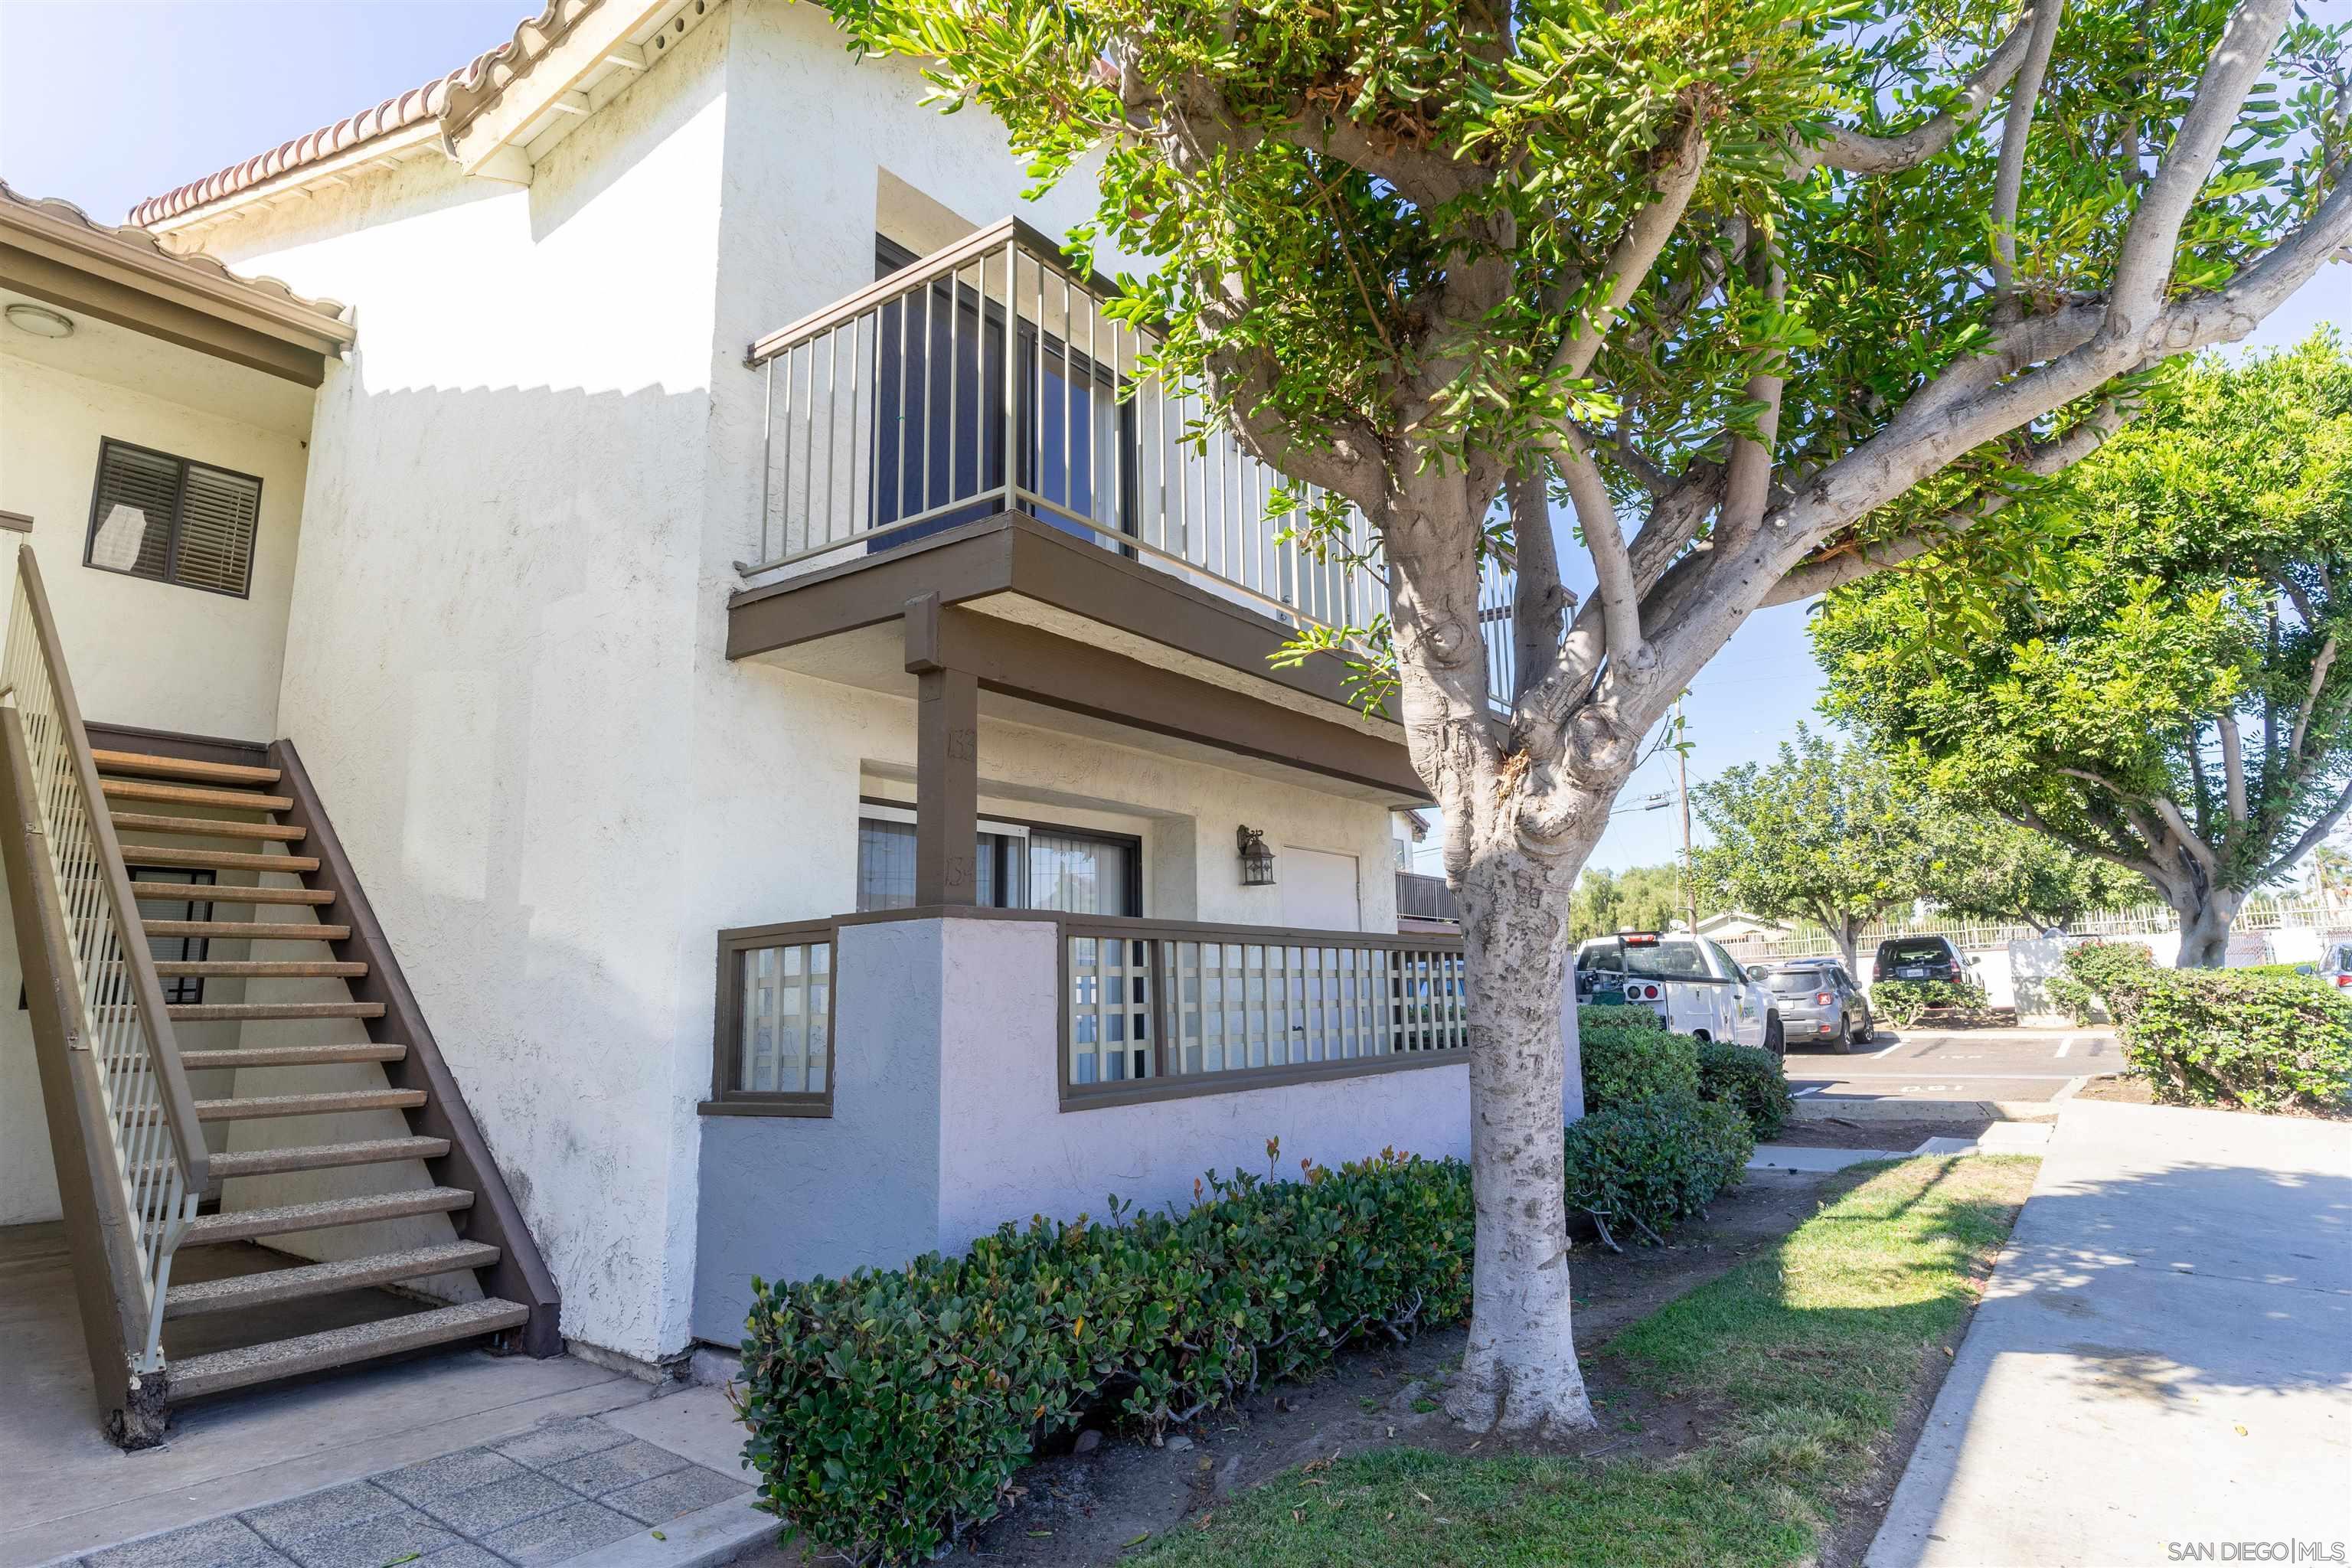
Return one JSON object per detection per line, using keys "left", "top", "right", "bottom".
{"left": 2, "top": 547, "right": 556, "bottom": 1446}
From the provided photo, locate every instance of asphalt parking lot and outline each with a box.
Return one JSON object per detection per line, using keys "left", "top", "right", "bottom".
{"left": 1782, "top": 1024, "right": 2120, "bottom": 1102}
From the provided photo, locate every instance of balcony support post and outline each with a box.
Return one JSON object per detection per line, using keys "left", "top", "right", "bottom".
{"left": 904, "top": 592, "right": 979, "bottom": 906}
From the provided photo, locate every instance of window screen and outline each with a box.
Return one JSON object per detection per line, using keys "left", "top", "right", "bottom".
{"left": 86, "top": 438, "right": 260, "bottom": 597}
{"left": 129, "top": 867, "right": 214, "bottom": 1005}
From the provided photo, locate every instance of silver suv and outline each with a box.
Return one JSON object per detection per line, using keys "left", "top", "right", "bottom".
{"left": 1763, "top": 959, "right": 1875, "bottom": 1054}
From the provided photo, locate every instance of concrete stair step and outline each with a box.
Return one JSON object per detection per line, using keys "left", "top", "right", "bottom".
{"left": 183, "top": 1186, "right": 474, "bottom": 1245}
{"left": 206, "top": 1135, "right": 451, "bottom": 1178}
{"left": 110, "top": 812, "right": 306, "bottom": 842}
{"left": 194, "top": 1089, "right": 426, "bottom": 1122}
{"left": 168, "top": 1001, "right": 384, "bottom": 1022}
{"left": 91, "top": 749, "right": 282, "bottom": 787}
{"left": 179, "top": 1041, "right": 407, "bottom": 1070}
{"left": 164, "top": 1241, "right": 502, "bottom": 1319}
{"left": 145, "top": 919, "right": 348, "bottom": 940}
{"left": 126, "top": 880, "right": 335, "bottom": 906}
{"left": 122, "top": 844, "right": 320, "bottom": 874}
{"left": 166, "top": 1298, "right": 528, "bottom": 1400}
{"left": 102, "top": 776, "right": 295, "bottom": 812}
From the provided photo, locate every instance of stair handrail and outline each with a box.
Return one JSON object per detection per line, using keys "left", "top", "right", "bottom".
{"left": 1, "top": 546, "right": 204, "bottom": 1377}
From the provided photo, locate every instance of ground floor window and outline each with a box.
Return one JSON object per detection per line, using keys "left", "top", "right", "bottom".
{"left": 129, "top": 866, "right": 215, "bottom": 1005}
{"left": 855, "top": 802, "right": 1140, "bottom": 916}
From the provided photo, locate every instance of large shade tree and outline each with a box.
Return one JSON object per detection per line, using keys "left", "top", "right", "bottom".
{"left": 1815, "top": 334, "right": 2352, "bottom": 965}
{"left": 1694, "top": 726, "right": 1932, "bottom": 974}
{"left": 1567, "top": 863, "right": 1690, "bottom": 942}
{"left": 1921, "top": 817, "right": 2155, "bottom": 929}
{"left": 831, "top": 0, "right": 2351, "bottom": 1430}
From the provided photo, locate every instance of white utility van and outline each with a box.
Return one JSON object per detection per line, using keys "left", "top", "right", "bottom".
{"left": 1573, "top": 932, "right": 1784, "bottom": 1054}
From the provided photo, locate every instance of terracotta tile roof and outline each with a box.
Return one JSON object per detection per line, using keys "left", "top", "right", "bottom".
{"left": 126, "top": 0, "right": 603, "bottom": 229}
{"left": 3, "top": 179, "right": 351, "bottom": 331}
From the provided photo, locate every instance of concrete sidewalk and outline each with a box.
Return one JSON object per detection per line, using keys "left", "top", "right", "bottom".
{"left": 1867, "top": 1099, "right": 2352, "bottom": 1568}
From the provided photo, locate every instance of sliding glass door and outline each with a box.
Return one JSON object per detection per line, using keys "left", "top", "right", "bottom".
{"left": 869, "top": 237, "right": 1134, "bottom": 551}
{"left": 855, "top": 808, "right": 1141, "bottom": 916}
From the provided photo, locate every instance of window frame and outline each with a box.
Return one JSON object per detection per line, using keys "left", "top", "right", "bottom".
{"left": 703, "top": 918, "right": 838, "bottom": 1118}
{"left": 83, "top": 436, "right": 263, "bottom": 599}
{"left": 856, "top": 796, "right": 1142, "bottom": 917}
{"left": 129, "top": 864, "right": 216, "bottom": 1006}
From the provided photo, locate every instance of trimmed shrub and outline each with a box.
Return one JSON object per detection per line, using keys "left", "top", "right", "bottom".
{"left": 1696, "top": 1037, "right": 1794, "bottom": 1139}
{"left": 1870, "top": 977, "right": 1988, "bottom": 1026}
{"left": 1562, "top": 1093, "right": 1754, "bottom": 1248}
{"left": 2113, "top": 967, "right": 2352, "bottom": 1113}
{"left": 1579, "top": 1008, "right": 1702, "bottom": 1112}
{"left": 2059, "top": 939, "right": 2159, "bottom": 1021}
{"left": 737, "top": 1150, "right": 1473, "bottom": 1563}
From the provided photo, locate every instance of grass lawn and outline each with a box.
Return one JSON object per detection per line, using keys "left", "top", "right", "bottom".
{"left": 1135, "top": 1154, "right": 2038, "bottom": 1568}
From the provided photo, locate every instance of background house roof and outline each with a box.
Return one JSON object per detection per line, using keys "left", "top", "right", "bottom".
{"left": 125, "top": 0, "right": 603, "bottom": 228}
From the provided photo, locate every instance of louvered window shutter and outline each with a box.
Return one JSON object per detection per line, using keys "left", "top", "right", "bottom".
{"left": 85, "top": 439, "right": 260, "bottom": 596}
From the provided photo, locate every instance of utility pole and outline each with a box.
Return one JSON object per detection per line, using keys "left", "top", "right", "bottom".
{"left": 1675, "top": 697, "right": 1698, "bottom": 936}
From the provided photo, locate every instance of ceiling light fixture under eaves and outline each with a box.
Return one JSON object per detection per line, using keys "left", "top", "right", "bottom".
{"left": 5, "top": 303, "right": 75, "bottom": 339}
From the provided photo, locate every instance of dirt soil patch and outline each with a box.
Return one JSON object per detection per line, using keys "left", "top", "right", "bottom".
{"left": 2074, "top": 1072, "right": 2350, "bottom": 1119}
{"left": 742, "top": 1166, "right": 1866, "bottom": 1567}
{"left": 1773, "top": 1115, "right": 1997, "bottom": 1149}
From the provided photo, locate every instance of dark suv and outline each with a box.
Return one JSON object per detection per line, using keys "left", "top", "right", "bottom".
{"left": 1873, "top": 935, "right": 1968, "bottom": 985}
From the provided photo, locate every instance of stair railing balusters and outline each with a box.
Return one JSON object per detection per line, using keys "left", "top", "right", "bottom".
{"left": 2, "top": 547, "right": 204, "bottom": 1383}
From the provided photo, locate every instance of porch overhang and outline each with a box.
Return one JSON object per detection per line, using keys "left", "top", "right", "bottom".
{"left": 727, "top": 512, "right": 1431, "bottom": 805}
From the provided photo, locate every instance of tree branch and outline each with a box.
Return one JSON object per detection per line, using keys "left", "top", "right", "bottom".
{"left": 1720, "top": 235, "right": 1788, "bottom": 548}
{"left": 1508, "top": 461, "right": 1570, "bottom": 707}
{"left": 2288, "top": 635, "right": 2340, "bottom": 763}
{"left": 1988, "top": 0, "right": 2067, "bottom": 308}
{"left": 2101, "top": 0, "right": 2301, "bottom": 342}
{"left": 1810, "top": 9, "right": 2042, "bottom": 175}
{"left": 1760, "top": 399, "right": 2129, "bottom": 605}
{"left": 1202, "top": 343, "right": 1388, "bottom": 508}
{"left": 2259, "top": 778, "right": 2352, "bottom": 884}
{"left": 1545, "top": 114, "right": 1710, "bottom": 385}
{"left": 2219, "top": 717, "right": 2248, "bottom": 822}
{"left": 1547, "top": 430, "right": 1648, "bottom": 668}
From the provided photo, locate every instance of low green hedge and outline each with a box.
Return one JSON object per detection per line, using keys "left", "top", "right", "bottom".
{"left": 1870, "top": 977, "right": 1988, "bottom": 1027}
{"left": 738, "top": 1150, "right": 1474, "bottom": 1563}
{"left": 2113, "top": 967, "right": 2352, "bottom": 1113}
{"left": 1579, "top": 1006, "right": 1701, "bottom": 1112}
{"left": 1696, "top": 1037, "right": 1793, "bottom": 1139}
{"left": 1562, "top": 1093, "right": 1753, "bottom": 1248}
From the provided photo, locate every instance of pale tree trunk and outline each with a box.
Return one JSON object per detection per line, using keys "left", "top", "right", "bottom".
{"left": 1444, "top": 841, "right": 1596, "bottom": 1436}
{"left": 2172, "top": 883, "right": 2244, "bottom": 968}
{"left": 1829, "top": 915, "right": 1864, "bottom": 979}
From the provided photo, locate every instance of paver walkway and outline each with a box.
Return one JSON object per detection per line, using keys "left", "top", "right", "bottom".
{"left": 1867, "top": 1099, "right": 2352, "bottom": 1567}
{"left": 74, "top": 1401, "right": 756, "bottom": 1568}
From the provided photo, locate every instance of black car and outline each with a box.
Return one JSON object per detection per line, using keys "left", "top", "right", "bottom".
{"left": 1873, "top": 934, "right": 1970, "bottom": 985}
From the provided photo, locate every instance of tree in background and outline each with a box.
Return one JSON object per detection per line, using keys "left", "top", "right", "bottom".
{"left": 831, "top": 0, "right": 2349, "bottom": 1431}
{"left": 1694, "top": 727, "right": 1929, "bottom": 973}
{"left": 1817, "top": 335, "right": 2352, "bottom": 965}
{"left": 1922, "top": 818, "right": 2154, "bottom": 929}
{"left": 1568, "top": 864, "right": 1689, "bottom": 942}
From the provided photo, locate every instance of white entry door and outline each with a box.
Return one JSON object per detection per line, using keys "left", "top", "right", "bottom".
{"left": 1282, "top": 848, "right": 1361, "bottom": 933}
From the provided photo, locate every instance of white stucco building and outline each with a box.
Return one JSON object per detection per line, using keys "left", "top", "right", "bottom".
{"left": 0, "top": 0, "right": 1535, "bottom": 1438}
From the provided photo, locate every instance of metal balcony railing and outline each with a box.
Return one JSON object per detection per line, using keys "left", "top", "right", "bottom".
{"left": 741, "top": 217, "right": 1392, "bottom": 639}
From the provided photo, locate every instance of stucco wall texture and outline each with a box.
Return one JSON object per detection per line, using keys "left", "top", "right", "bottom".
{"left": 692, "top": 916, "right": 1478, "bottom": 1345}
{"left": 158, "top": 0, "right": 1415, "bottom": 1367}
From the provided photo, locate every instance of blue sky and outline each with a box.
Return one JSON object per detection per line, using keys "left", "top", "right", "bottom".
{"left": 3, "top": 2, "right": 2344, "bottom": 873}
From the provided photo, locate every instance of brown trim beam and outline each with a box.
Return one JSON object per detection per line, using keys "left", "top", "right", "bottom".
{"left": 2, "top": 242, "right": 328, "bottom": 387}
{"left": 906, "top": 594, "right": 980, "bottom": 906}
{"left": 728, "top": 512, "right": 1381, "bottom": 720}
{"left": 929, "top": 604, "right": 1424, "bottom": 799}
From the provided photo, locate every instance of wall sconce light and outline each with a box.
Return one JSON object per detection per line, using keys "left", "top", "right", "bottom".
{"left": 1237, "top": 825, "right": 1276, "bottom": 886}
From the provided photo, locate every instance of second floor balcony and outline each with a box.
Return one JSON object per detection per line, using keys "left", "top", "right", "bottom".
{"left": 738, "top": 217, "right": 1402, "bottom": 642}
